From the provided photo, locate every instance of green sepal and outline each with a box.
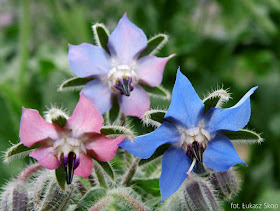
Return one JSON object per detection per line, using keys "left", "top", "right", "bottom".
{"left": 131, "top": 178, "right": 160, "bottom": 196}
{"left": 92, "top": 23, "right": 110, "bottom": 54}
{"left": 58, "top": 77, "right": 94, "bottom": 92}
{"left": 139, "top": 34, "right": 168, "bottom": 57}
{"left": 75, "top": 187, "right": 107, "bottom": 211}
{"left": 105, "top": 96, "right": 120, "bottom": 125}
{"left": 55, "top": 167, "right": 66, "bottom": 191}
{"left": 92, "top": 157, "right": 115, "bottom": 181}
{"left": 221, "top": 129, "right": 263, "bottom": 144}
{"left": 141, "top": 85, "right": 170, "bottom": 99}
{"left": 100, "top": 126, "right": 134, "bottom": 140}
{"left": 203, "top": 96, "right": 220, "bottom": 114}
{"left": 4, "top": 142, "right": 37, "bottom": 163}
{"left": 139, "top": 144, "right": 170, "bottom": 166}
{"left": 52, "top": 115, "right": 67, "bottom": 128}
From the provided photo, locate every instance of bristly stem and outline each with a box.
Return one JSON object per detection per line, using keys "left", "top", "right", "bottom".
{"left": 121, "top": 157, "right": 140, "bottom": 186}
{"left": 19, "top": 0, "right": 30, "bottom": 91}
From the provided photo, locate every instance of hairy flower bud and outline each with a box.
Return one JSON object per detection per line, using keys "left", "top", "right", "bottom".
{"left": 0, "top": 164, "right": 42, "bottom": 211}
{"left": 208, "top": 168, "right": 240, "bottom": 200}
{"left": 184, "top": 177, "right": 220, "bottom": 211}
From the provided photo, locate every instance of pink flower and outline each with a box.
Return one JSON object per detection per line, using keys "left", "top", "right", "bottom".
{"left": 68, "top": 13, "right": 175, "bottom": 118}
{"left": 19, "top": 93, "right": 124, "bottom": 184}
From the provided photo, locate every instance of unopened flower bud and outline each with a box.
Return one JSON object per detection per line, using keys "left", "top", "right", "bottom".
{"left": 184, "top": 176, "right": 220, "bottom": 211}
{"left": 44, "top": 107, "right": 69, "bottom": 127}
{"left": 208, "top": 168, "right": 240, "bottom": 200}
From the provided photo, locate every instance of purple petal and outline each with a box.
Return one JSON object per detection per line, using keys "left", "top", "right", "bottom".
{"left": 120, "top": 121, "right": 180, "bottom": 159}
{"left": 82, "top": 80, "right": 114, "bottom": 114}
{"left": 66, "top": 93, "right": 104, "bottom": 138}
{"left": 68, "top": 43, "right": 111, "bottom": 78}
{"left": 204, "top": 87, "right": 258, "bottom": 134}
{"left": 165, "top": 69, "right": 204, "bottom": 129}
{"left": 107, "top": 14, "right": 147, "bottom": 64}
{"left": 117, "top": 85, "right": 150, "bottom": 118}
{"left": 30, "top": 146, "right": 60, "bottom": 170}
{"left": 160, "top": 146, "right": 192, "bottom": 202}
{"left": 137, "top": 54, "right": 175, "bottom": 87}
{"left": 20, "top": 108, "right": 60, "bottom": 147}
{"left": 203, "top": 135, "right": 246, "bottom": 171}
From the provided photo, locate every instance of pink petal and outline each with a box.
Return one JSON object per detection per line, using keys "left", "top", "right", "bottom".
{"left": 74, "top": 153, "right": 93, "bottom": 178}
{"left": 117, "top": 85, "right": 150, "bottom": 118}
{"left": 137, "top": 54, "right": 175, "bottom": 87}
{"left": 30, "top": 146, "right": 59, "bottom": 170}
{"left": 85, "top": 135, "right": 125, "bottom": 161}
{"left": 81, "top": 80, "right": 114, "bottom": 114}
{"left": 68, "top": 43, "right": 111, "bottom": 78}
{"left": 66, "top": 93, "right": 104, "bottom": 138}
{"left": 19, "top": 108, "right": 60, "bottom": 147}
{"left": 108, "top": 13, "right": 147, "bottom": 64}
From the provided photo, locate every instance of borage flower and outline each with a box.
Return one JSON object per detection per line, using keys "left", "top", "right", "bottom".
{"left": 120, "top": 69, "right": 257, "bottom": 201}
{"left": 19, "top": 93, "right": 124, "bottom": 184}
{"left": 68, "top": 13, "right": 175, "bottom": 118}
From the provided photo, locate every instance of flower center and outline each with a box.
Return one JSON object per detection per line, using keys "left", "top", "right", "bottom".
{"left": 107, "top": 65, "right": 137, "bottom": 96}
{"left": 53, "top": 136, "right": 87, "bottom": 184}
{"left": 177, "top": 125, "right": 210, "bottom": 175}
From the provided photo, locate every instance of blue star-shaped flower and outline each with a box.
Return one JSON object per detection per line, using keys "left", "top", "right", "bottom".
{"left": 120, "top": 68, "right": 257, "bottom": 202}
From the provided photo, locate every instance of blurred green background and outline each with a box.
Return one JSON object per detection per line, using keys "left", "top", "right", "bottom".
{"left": 0, "top": 0, "right": 279, "bottom": 210}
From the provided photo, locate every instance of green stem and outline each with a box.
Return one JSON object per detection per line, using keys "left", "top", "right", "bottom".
{"left": 121, "top": 157, "right": 140, "bottom": 186}
{"left": 19, "top": 0, "right": 31, "bottom": 91}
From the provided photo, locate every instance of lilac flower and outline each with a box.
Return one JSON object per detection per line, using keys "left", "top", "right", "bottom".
{"left": 68, "top": 14, "right": 175, "bottom": 118}
{"left": 120, "top": 69, "right": 257, "bottom": 201}
{"left": 19, "top": 93, "right": 124, "bottom": 184}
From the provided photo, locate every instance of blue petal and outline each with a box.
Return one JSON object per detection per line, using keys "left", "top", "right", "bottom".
{"left": 107, "top": 13, "right": 147, "bottom": 64}
{"left": 203, "top": 134, "right": 246, "bottom": 171}
{"left": 160, "top": 146, "right": 192, "bottom": 202}
{"left": 82, "top": 80, "right": 113, "bottom": 114}
{"left": 165, "top": 69, "right": 204, "bottom": 129}
{"left": 68, "top": 43, "right": 111, "bottom": 78}
{"left": 204, "top": 87, "right": 258, "bottom": 134}
{"left": 119, "top": 121, "right": 180, "bottom": 159}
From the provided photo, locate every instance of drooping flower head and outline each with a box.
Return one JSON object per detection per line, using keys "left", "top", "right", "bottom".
{"left": 19, "top": 93, "right": 124, "bottom": 184}
{"left": 120, "top": 69, "right": 257, "bottom": 201}
{"left": 68, "top": 13, "right": 175, "bottom": 118}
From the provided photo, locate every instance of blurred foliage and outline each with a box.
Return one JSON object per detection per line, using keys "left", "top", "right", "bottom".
{"left": 0, "top": 0, "right": 279, "bottom": 209}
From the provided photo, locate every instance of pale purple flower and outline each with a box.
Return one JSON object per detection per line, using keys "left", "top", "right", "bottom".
{"left": 68, "top": 14, "right": 174, "bottom": 118}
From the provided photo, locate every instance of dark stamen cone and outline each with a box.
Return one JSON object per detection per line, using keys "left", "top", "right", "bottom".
{"left": 191, "top": 142, "right": 208, "bottom": 176}
{"left": 115, "top": 78, "right": 133, "bottom": 96}
{"left": 64, "top": 152, "right": 76, "bottom": 185}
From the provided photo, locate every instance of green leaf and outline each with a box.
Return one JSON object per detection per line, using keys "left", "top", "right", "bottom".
{"left": 4, "top": 142, "right": 37, "bottom": 163}
{"left": 139, "top": 144, "right": 170, "bottom": 166}
{"left": 58, "top": 77, "right": 94, "bottom": 92}
{"left": 131, "top": 178, "right": 160, "bottom": 196}
{"left": 75, "top": 187, "right": 107, "bottom": 211}
{"left": 55, "top": 167, "right": 66, "bottom": 191}
{"left": 139, "top": 34, "right": 168, "bottom": 57}
{"left": 94, "top": 164, "right": 107, "bottom": 188}
{"left": 221, "top": 129, "right": 263, "bottom": 144}
{"left": 92, "top": 23, "right": 110, "bottom": 54}
{"left": 92, "top": 157, "right": 115, "bottom": 181}
{"left": 141, "top": 85, "right": 170, "bottom": 99}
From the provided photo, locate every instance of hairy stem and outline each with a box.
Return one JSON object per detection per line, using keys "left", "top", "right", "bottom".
{"left": 121, "top": 157, "right": 140, "bottom": 186}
